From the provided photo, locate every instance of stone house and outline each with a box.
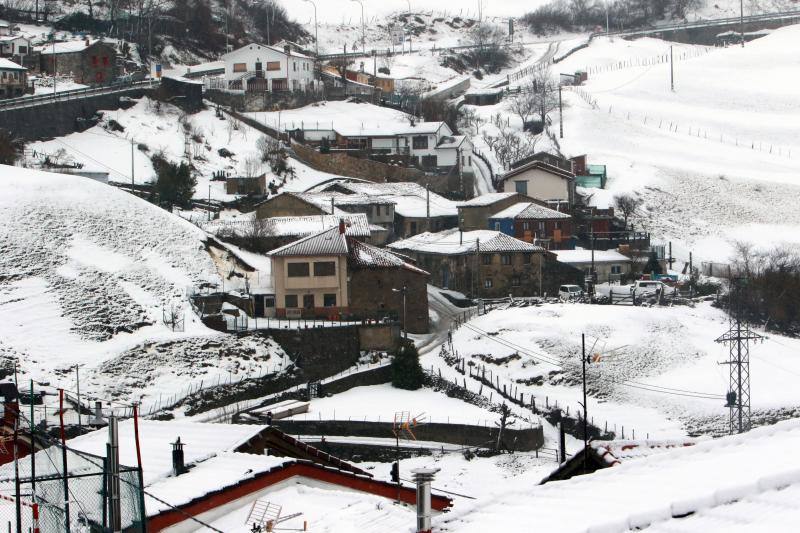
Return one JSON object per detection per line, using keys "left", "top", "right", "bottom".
{"left": 269, "top": 222, "right": 429, "bottom": 331}
{"left": 39, "top": 39, "right": 117, "bottom": 84}
{"left": 456, "top": 192, "right": 533, "bottom": 231}
{"left": 222, "top": 43, "right": 315, "bottom": 92}
{"left": 0, "top": 58, "right": 26, "bottom": 98}
{"left": 499, "top": 159, "right": 576, "bottom": 207}
{"left": 488, "top": 201, "right": 575, "bottom": 250}
{"left": 225, "top": 174, "right": 267, "bottom": 196}
{"left": 389, "top": 228, "right": 575, "bottom": 298}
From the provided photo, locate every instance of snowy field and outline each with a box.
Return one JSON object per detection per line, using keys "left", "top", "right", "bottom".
{"left": 27, "top": 97, "right": 338, "bottom": 202}
{"left": 552, "top": 27, "right": 800, "bottom": 264}
{"left": 0, "top": 167, "right": 291, "bottom": 415}
{"left": 426, "top": 301, "right": 800, "bottom": 439}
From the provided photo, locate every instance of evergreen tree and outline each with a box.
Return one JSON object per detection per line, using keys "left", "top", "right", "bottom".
{"left": 391, "top": 342, "right": 425, "bottom": 390}
{"left": 643, "top": 251, "right": 663, "bottom": 275}
{"left": 153, "top": 156, "right": 196, "bottom": 208}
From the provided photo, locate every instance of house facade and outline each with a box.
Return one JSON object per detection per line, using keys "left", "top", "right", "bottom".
{"left": 0, "top": 34, "right": 31, "bottom": 61}
{"left": 553, "top": 249, "right": 632, "bottom": 283}
{"left": 489, "top": 201, "right": 575, "bottom": 250}
{"left": 0, "top": 58, "right": 26, "bottom": 98}
{"left": 225, "top": 174, "right": 267, "bottom": 196}
{"left": 500, "top": 160, "right": 576, "bottom": 206}
{"left": 389, "top": 229, "right": 559, "bottom": 298}
{"left": 39, "top": 39, "right": 117, "bottom": 84}
{"left": 222, "top": 43, "right": 315, "bottom": 92}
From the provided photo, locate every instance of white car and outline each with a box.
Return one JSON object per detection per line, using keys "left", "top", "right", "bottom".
{"left": 630, "top": 280, "right": 677, "bottom": 296}
{"left": 559, "top": 284, "right": 584, "bottom": 301}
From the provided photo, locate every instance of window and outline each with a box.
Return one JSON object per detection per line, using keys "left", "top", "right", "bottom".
{"left": 469, "top": 156, "right": 472, "bottom": 166}
{"left": 18, "top": 46, "right": 27, "bottom": 54}
{"left": 484, "top": 279, "right": 493, "bottom": 288}
{"left": 514, "top": 181, "right": 528, "bottom": 195}
{"left": 420, "top": 155, "right": 438, "bottom": 168}
{"left": 482, "top": 254, "right": 492, "bottom": 265}
{"left": 512, "top": 276, "right": 521, "bottom": 287}
{"left": 264, "top": 296, "right": 275, "bottom": 308}
{"left": 266, "top": 61, "right": 281, "bottom": 71}
{"left": 523, "top": 253, "right": 532, "bottom": 265}
{"left": 409, "top": 221, "right": 417, "bottom": 235}
{"left": 285, "top": 294, "right": 298, "bottom": 308}
{"left": 287, "top": 262, "right": 310, "bottom": 277}
{"left": 313, "top": 261, "right": 336, "bottom": 276}
{"left": 293, "top": 61, "right": 297, "bottom": 71}
{"left": 323, "top": 293, "right": 337, "bottom": 307}
{"left": 102, "top": 56, "right": 109, "bottom": 66}
{"left": 412, "top": 136, "right": 429, "bottom": 149}
{"left": 303, "top": 294, "right": 315, "bottom": 309}
{"left": 522, "top": 222, "right": 530, "bottom": 231}
{"left": 91, "top": 55, "right": 98, "bottom": 66}
{"left": 501, "top": 254, "right": 511, "bottom": 265}
{"left": 233, "top": 62, "right": 247, "bottom": 72}
{"left": 611, "top": 265, "right": 622, "bottom": 274}
{"left": 554, "top": 222, "right": 561, "bottom": 230}
{"left": 494, "top": 222, "right": 500, "bottom": 231}
{"left": 538, "top": 222, "right": 545, "bottom": 232}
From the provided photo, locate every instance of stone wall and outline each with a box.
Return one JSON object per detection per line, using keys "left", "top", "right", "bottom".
{"left": 349, "top": 267, "right": 429, "bottom": 334}
{"left": 291, "top": 141, "right": 425, "bottom": 183}
{"left": 273, "top": 419, "right": 543, "bottom": 451}
{"left": 1, "top": 89, "right": 146, "bottom": 141}
{"left": 256, "top": 326, "right": 361, "bottom": 381}
{"left": 205, "top": 89, "right": 325, "bottom": 113}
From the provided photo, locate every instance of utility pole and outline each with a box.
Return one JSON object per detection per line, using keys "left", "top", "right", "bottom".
{"left": 75, "top": 365, "right": 82, "bottom": 432}
{"left": 715, "top": 278, "right": 762, "bottom": 434}
{"left": 302, "top": 0, "right": 318, "bottom": 57}
{"left": 558, "top": 84, "right": 563, "bottom": 138}
{"left": 208, "top": 185, "right": 211, "bottom": 222}
{"left": 130, "top": 139, "right": 135, "bottom": 192}
{"left": 670, "top": 45, "right": 674, "bottom": 92}
{"left": 740, "top": 0, "right": 745, "bottom": 48}
{"left": 351, "top": 0, "right": 365, "bottom": 53}
{"left": 581, "top": 333, "right": 590, "bottom": 473}
{"left": 108, "top": 414, "right": 122, "bottom": 532}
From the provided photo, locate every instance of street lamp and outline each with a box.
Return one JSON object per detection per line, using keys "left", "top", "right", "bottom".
{"left": 351, "top": 0, "right": 365, "bottom": 53}
{"left": 302, "top": 0, "right": 318, "bottom": 57}
{"left": 392, "top": 285, "right": 408, "bottom": 339}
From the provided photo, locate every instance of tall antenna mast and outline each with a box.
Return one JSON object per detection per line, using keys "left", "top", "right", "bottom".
{"left": 715, "top": 277, "right": 762, "bottom": 434}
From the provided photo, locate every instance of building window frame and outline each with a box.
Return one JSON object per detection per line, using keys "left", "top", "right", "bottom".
{"left": 313, "top": 261, "right": 336, "bottom": 277}
{"left": 284, "top": 294, "right": 298, "bottom": 308}
{"left": 287, "top": 262, "right": 310, "bottom": 277}
{"left": 500, "top": 254, "right": 512, "bottom": 265}
{"left": 323, "top": 293, "right": 337, "bottom": 307}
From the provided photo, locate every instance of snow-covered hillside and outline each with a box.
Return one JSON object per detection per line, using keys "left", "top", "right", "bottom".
{"left": 0, "top": 167, "right": 287, "bottom": 411}
{"left": 552, "top": 26, "right": 800, "bottom": 263}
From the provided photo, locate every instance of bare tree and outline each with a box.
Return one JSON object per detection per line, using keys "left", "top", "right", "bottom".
{"left": 459, "top": 107, "right": 485, "bottom": 135}
{"left": 244, "top": 218, "right": 271, "bottom": 252}
{"left": 492, "top": 128, "right": 538, "bottom": 170}
{"left": 505, "top": 80, "right": 537, "bottom": 128}
{"left": 613, "top": 193, "right": 643, "bottom": 229}
{"left": 531, "top": 68, "right": 560, "bottom": 126}
{"left": 242, "top": 156, "right": 263, "bottom": 178}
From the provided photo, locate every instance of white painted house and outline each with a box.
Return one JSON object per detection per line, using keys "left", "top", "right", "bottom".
{"left": 221, "top": 43, "right": 315, "bottom": 92}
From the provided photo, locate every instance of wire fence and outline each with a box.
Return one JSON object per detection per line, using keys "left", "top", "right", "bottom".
{"left": 582, "top": 46, "right": 714, "bottom": 76}
{"left": 569, "top": 86, "right": 795, "bottom": 160}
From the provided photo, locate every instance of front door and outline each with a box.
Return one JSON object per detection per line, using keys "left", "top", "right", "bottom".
{"left": 303, "top": 294, "right": 315, "bottom": 312}
{"left": 255, "top": 61, "right": 263, "bottom": 78}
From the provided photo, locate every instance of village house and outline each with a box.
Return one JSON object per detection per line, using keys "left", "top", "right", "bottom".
{"left": 221, "top": 42, "right": 315, "bottom": 92}
{"left": 488, "top": 201, "right": 575, "bottom": 250}
{"left": 269, "top": 222, "right": 429, "bottom": 331}
{"left": 313, "top": 181, "right": 459, "bottom": 238}
{"left": 499, "top": 159, "right": 576, "bottom": 207}
{"left": 553, "top": 248, "right": 632, "bottom": 283}
{"left": 456, "top": 192, "right": 533, "bottom": 231}
{"left": 388, "top": 228, "right": 579, "bottom": 298}
{"left": 0, "top": 58, "right": 26, "bottom": 98}
{"left": 38, "top": 38, "right": 117, "bottom": 84}
{"left": 463, "top": 86, "right": 504, "bottom": 106}
{"left": 0, "top": 32, "right": 32, "bottom": 62}
{"left": 224, "top": 174, "right": 267, "bottom": 196}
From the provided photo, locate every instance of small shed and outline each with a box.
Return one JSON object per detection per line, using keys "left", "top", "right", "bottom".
{"left": 464, "top": 86, "right": 504, "bottom": 106}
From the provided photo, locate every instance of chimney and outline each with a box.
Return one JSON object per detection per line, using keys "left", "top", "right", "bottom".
{"left": 172, "top": 437, "right": 187, "bottom": 476}
{"left": 93, "top": 401, "right": 104, "bottom": 425}
{"left": 338, "top": 218, "right": 346, "bottom": 235}
{"left": 85, "top": 36, "right": 90, "bottom": 47}
{"left": 411, "top": 468, "right": 440, "bottom": 533}
{"left": 284, "top": 44, "right": 291, "bottom": 56}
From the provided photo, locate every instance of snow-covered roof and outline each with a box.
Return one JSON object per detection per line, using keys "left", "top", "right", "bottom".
{"left": 0, "top": 58, "right": 25, "bottom": 70}
{"left": 455, "top": 418, "right": 800, "bottom": 533}
{"left": 66, "top": 420, "right": 267, "bottom": 486}
{"left": 589, "top": 438, "right": 699, "bottom": 466}
{"left": 490, "top": 202, "right": 572, "bottom": 220}
{"left": 38, "top": 38, "right": 103, "bottom": 55}
{"left": 347, "top": 239, "right": 428, "bottom": 275}
{"left": 334, "top": 120, "right": 446, "bottom": 138}
{"left": 207, "top": 213, "right": 377, "bottom": 239}
{"left": 389, "top": 228, "right": 544, "bottom": 255}
{"left": 318, "top": 181, "right": 457, "bottom": 218}
{"left": 222, "top": 42, "right": 312, "bottom": 60}
{"left": 500, "top": 159, "right": 575, "bottom": 182}
{"left": 457, "top": 192, "right": 519, "bottom": 208}
{"left": 270, "top": 225, "right": 349, "bottom": 257}
{"left": 437, "top": 135, "right": 468, "bottom": 149}
{"left": 293, "top": 191, "right": 396, "bottom": 209}
{"left": 553, "top": 249, "right": 631, "bottom": 264}
{"left": 0, "top": 34, "right": 29, "bottom": 43}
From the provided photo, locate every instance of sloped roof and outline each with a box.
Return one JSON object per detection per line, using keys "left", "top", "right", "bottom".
{"left": 317, "top": 181, "right": 457, "bottom": 218}
{"left": 270, "top": 225, "right": 349, "bottom": 257}
{"left": 347, "top": 239, "right": 428, "bottom": 275}
{"left": 553, "top": 249, "right": 631, "bottom": 264}
{"left": 490, "top": 202, "right": 572, "bottom": 220}
{"left": 293, "top": 191, "right": 396, "bottom": 209}
{"left": 334, "top": 121, "right": 446, "bottom": 138}
{"left": 590, "top": 438, "right": 699, "bottom": 466}
{"left": 206, "top": 213, "right": 377, "bottom": 239}
{"left": 388, "top": 228, "right": 544, "bottom": 255}
{"left": 0, "top": 58, "right": 25, "bottom": 70}
{"left": 458, "top": 418, "right": 800, "bottom": 533}
{"left": 457, "top": 192, "right": 519, "bottom": 208}
{"left": 437, "top": 135, "right": 468, "bottom": 149}
{"left": 38, "top": 38, "right": 103, "bottom": 55}
{"left": 500, "top": 159, "right": 575, "bottom": 182}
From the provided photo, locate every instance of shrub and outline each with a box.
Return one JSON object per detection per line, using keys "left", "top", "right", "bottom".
{"left": 391, "top": 342, "right": 424, "bottom": 390}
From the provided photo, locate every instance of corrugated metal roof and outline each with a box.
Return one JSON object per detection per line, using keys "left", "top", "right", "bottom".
{"left": 270, "top": 226, "right": 349, "bottom": 257}
{"left": 347, "top": 239, "right": 429, "bottom": 275}
{"left": 490, "top": 202, "right": 572, "bottom": 220}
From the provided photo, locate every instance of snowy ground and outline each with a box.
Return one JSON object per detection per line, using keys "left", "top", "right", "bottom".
{"left": 425, "top": 300, "right": 800, "bottom": 440}
{"left": 552, "top": 28, "right": 800, "bottom": 264}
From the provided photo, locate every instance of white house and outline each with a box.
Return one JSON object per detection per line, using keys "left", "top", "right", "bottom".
{"left": 0, "top": 34, "right": 31, "bottom": 59}
{"left": 499, "top": 159, "right": 576, "bottom": 206}
{"left": 221, "top": 42, "right": 315, "bottom": 92}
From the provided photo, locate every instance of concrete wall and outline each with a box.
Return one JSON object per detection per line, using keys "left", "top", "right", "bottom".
{"left": 357, "top": 325, "right": 401, "bottom": 352}
{"left": 0, "top": 89, "right": 147, "bottom": 141}
{"left": 274, "top": 419, "right": 543, "bottom": 451}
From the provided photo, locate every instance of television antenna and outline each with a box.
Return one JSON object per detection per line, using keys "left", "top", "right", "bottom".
{"left": 390, "top": 411, "right": 426, "bottom": 489}
{"left": 246, "top": 499, "right": 305, "bottom": 532}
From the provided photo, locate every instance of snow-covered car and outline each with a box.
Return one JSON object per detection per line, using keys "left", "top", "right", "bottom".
{"left": 630, "top": 280, "right": 677, "bottom": 296}
{"left": 559, "top": 285, "right": 584, "bottom": 301}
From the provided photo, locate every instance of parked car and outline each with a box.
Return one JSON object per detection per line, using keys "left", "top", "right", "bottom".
{"left": 559, "top": 284, "right": 584, "bottom": 301}
{"left": 630, "top": 280, "right": 677, "bottom": 299}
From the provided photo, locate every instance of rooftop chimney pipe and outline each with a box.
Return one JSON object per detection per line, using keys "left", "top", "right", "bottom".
{"left": 411, "top": 467, "right": 440, "bottom": 533}
{"left": 172, "top": 437, "right": 187, "bottom": 476}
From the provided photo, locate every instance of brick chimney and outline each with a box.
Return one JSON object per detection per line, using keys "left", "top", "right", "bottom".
{"left": 338, "top": 219, "right": 346, "bottom": 235}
